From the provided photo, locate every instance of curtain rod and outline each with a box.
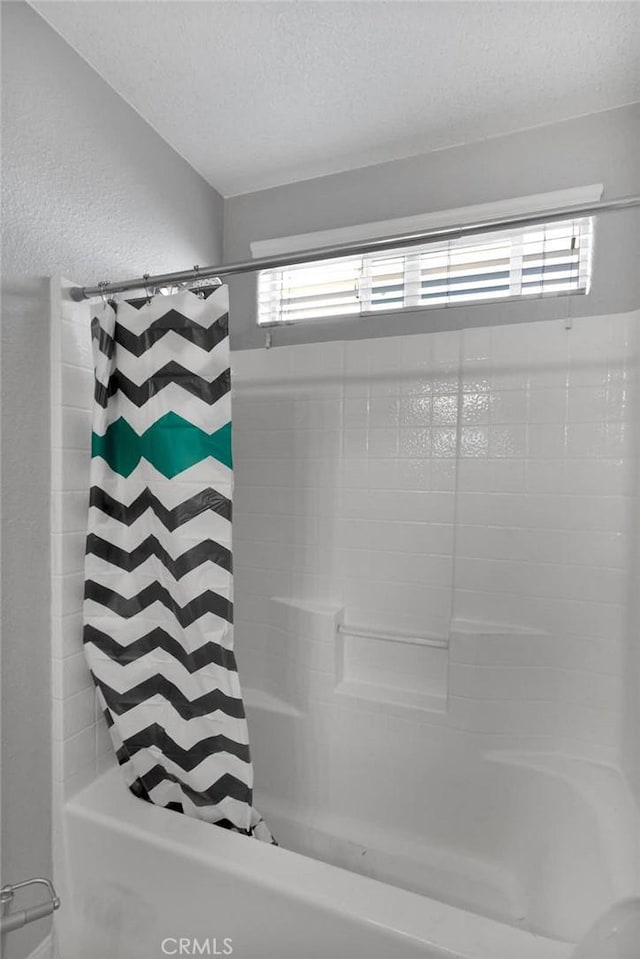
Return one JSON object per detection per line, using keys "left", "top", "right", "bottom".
{"left": 70, "top": 194, "right": 640, "bottom": 302}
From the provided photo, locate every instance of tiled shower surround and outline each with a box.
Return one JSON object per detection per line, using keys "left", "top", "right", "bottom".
{"left": 51, "top": 286, "right": 113, "bottom": 796}
{"left": 233, "top": 313, "right": 637, "bottom": 764}
{"left": 50, "top": 289, "right": 640, "bottom": 936}
{"left": 229, "top": 314, "right": 640, "bottom": 936}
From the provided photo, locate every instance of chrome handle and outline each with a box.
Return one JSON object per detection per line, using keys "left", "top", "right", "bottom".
{"left": 0, "top": 877, "right": 60, "bottom": 935}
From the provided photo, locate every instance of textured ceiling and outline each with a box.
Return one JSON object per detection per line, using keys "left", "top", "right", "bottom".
{"left": 32, "top": 1, "right": 640, "bottom": 197}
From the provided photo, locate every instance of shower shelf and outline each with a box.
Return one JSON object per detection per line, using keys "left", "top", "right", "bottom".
{"left": 335, "top": 621, "right": 449, "bottom": 714}
{"left": 336, "top": 623, "right": 449, "bottom": 649}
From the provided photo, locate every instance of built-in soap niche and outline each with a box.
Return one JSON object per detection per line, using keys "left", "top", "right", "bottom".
{"left": 335, "top": 622, "right": 449, "bottom": 713}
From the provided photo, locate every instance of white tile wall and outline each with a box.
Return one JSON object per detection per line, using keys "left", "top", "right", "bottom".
{"left": 451, "top": 312, "right": 638, "bottom": 763}
{"left": 233, "top": 311, "right": 639, "bottom": 769}
{"left": 50, "top": 280, "right": 113, "bottom": 797}
{"left": 233, "top": 332, "right": 459, "bottom": 648}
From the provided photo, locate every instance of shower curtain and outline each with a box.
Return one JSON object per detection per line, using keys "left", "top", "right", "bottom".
{"left": 83, "top": 285, "right": 273, "bottom": 841}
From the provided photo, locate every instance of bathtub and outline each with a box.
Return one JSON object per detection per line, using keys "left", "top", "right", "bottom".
{"left": 51, "top": 765, "right": 574, "bottom": 959}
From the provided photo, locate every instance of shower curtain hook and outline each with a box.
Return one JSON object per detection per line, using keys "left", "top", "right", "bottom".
{"left": 142, "top": 273, "right": 151, "bottom": 303}
{"left": 192, "top": 265, "right": 205, "bottom": 298}
{"left": 98, "top": 280, "right": 111, "bottom": 309}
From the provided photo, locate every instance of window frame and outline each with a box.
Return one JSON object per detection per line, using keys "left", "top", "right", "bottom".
{"left": 256, "top": 215, "right": 595, "bottom": 328}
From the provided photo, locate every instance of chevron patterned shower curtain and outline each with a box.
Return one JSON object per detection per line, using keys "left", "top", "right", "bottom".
{"left": 83, "top": 286, "right": 273, "bottom": 841}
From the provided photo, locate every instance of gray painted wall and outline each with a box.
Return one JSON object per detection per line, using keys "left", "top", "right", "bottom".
{"left": 0, "top": 4, "right": 223, "bottom": 957}
{"left": 224, "top": 103, "right": 640, "bottom": 351}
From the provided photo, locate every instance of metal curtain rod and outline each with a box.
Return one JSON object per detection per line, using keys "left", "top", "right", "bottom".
{"left": 70, "top": 194, "right": 640, "bottom": 302}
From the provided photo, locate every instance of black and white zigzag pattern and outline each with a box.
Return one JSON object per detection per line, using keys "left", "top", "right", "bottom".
{"left": 84, "top": 286, "right": 273, "bottom": 842}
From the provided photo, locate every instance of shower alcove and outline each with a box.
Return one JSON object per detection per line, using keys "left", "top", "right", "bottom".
{"left": 50, "top": 278, "right": 640, "bottom": 956}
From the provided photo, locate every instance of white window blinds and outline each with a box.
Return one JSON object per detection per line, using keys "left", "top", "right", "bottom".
{"left": 257, "top": 216, "right": 593, "bottom": 325}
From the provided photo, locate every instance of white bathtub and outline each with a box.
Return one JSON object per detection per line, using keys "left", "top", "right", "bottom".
{"left": 52, "top": 766, "right": 574, "bottom": 959}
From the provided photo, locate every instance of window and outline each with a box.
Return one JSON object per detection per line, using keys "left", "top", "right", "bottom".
{"left": 257, "top": 216, "right": 593, "bottom": 326}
